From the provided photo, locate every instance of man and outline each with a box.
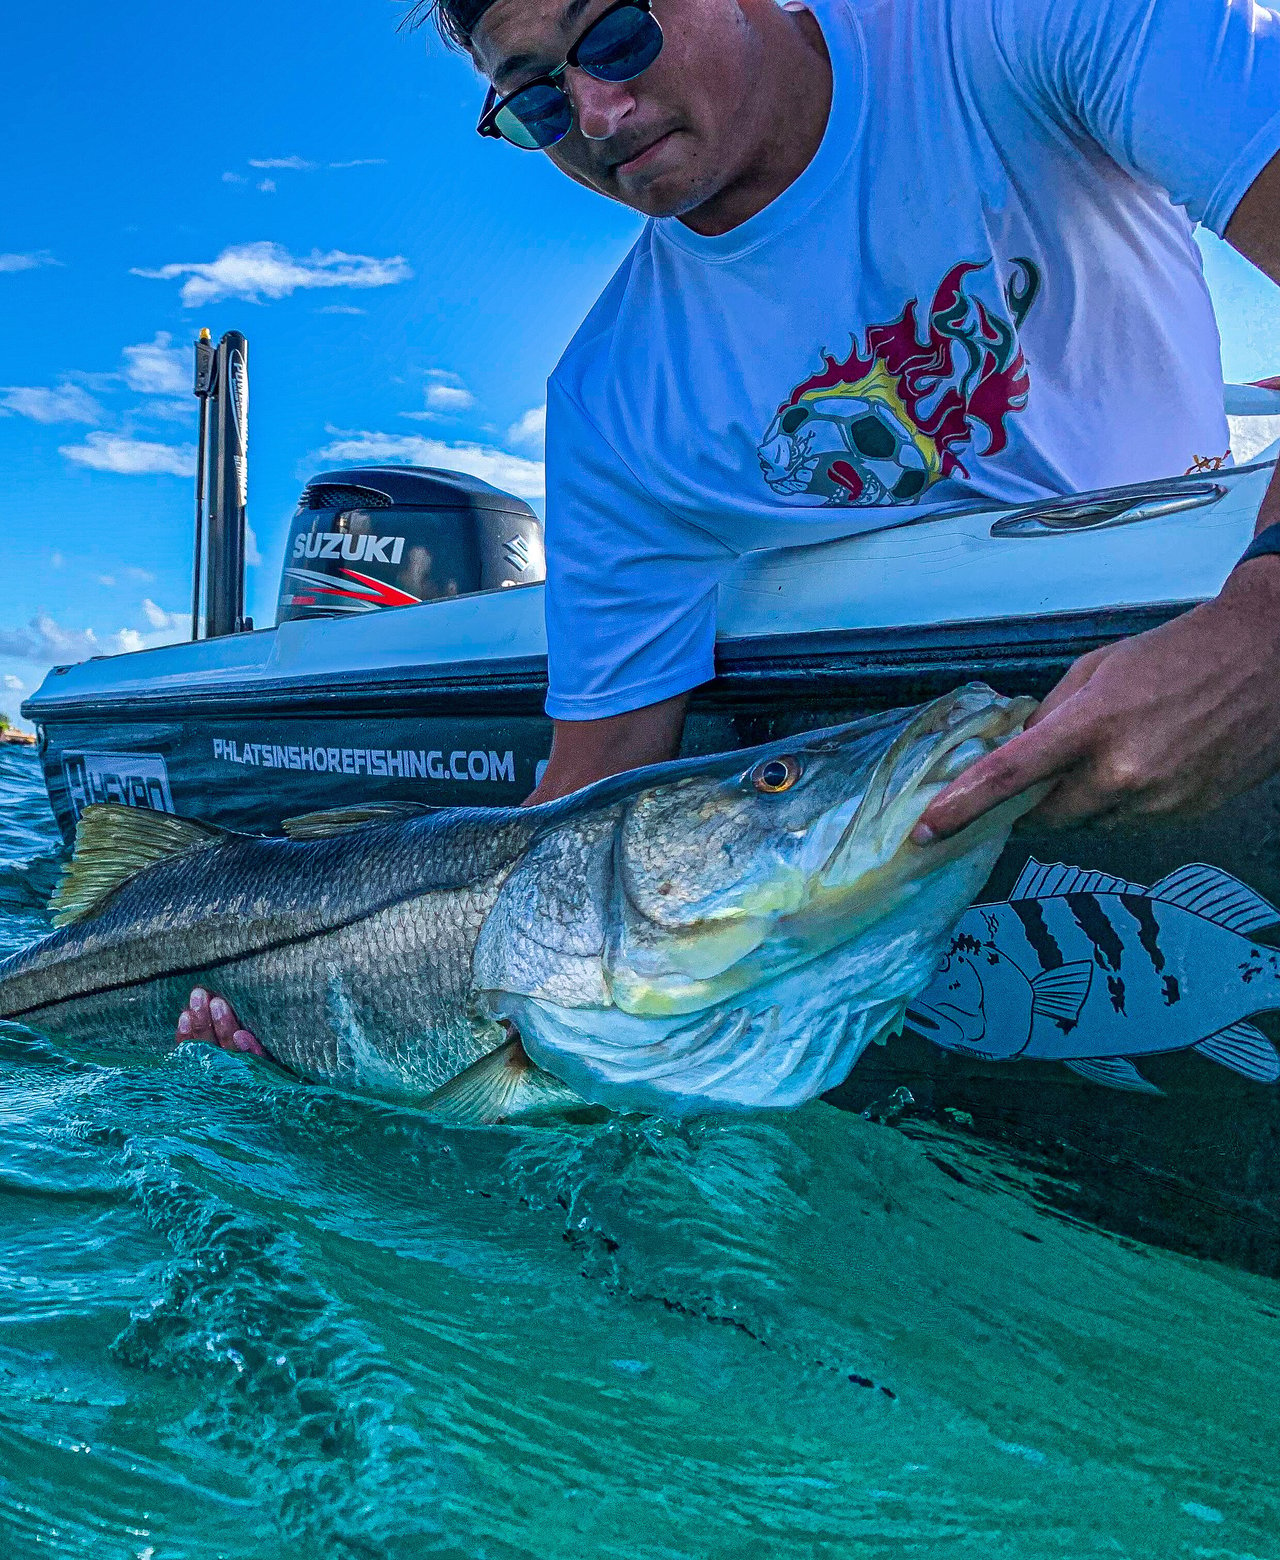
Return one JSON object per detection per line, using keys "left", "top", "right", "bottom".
{"left": 181, "top": 0, "right": 1280, "bottom": 1054}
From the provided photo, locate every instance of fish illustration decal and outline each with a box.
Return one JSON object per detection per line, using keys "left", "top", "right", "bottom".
{"left": 905, "top": 859, "right": 1280, "bottom": 1092}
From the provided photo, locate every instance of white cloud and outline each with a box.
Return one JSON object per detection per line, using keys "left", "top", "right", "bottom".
{"left": 98, "top": 575, "right": 117, "bottom": 587}
{"left": 142, "top": 598, "right": 184, "bottom": 631}
{"left": 222, "top": 171, "right": 246, "bottom": 185}
{"left": 330, "top": 158, "right": 387, "bottom": 169}
{"left": 313, "top": 427, "right": 544, "bottom": 500}
{"left": 318, "top": 305, "right": 366, "bottom": 315}
{"left": 122, "top": 331, "right": 189, "bottom": 395}
{"left": 0, "top": 614, "right": 101, "bottom": 662}
{"left": 0, "top": 251, "right": 60, "bottom": 273}
{"left": 245, "top": 522, "right": 263, "bottom": 568}
{"left": 257, "top": 179, "right": 277, "bottom": 194}
{"left": 425, "top": 382, "right": 475, "bottom": 412}
{"left": 50, "top": 553, "right": 65, "bottom": 569}
{"left": 0, "top": 383, "right": 102, "bottom": 424}
{"left": 137, "top": 398, "right": 197, "bottom": 423}
{"left": 0, "top": 606, "right": 189, "bottom": 666}
{"left": 60, "top": 431, "right": 196, "bottom": 477}
{"left": 3, "top": 674, "right": 23, "bottom": 692}
{"left": 249, "top": 156, "right": 316, "bottom": 171}
{"left": 1229, "top": 414, "right": 1280, "bottom": 465}
{"left": 507, "top": 405, "right": 546, "bottom": 449}
{"left": 124, "top": 566, "right": 155, "bottom": 583}
{"left": 133, "top": 241, "right": 412, "bottom": 307}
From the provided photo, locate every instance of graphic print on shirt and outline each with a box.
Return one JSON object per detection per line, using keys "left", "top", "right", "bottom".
{"left": 757, "top": 258, "right": 1042, "bottom": 506}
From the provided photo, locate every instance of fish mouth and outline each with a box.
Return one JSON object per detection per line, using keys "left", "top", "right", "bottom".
{"left": 813, "top": 687, "right": 1037, "bottom": 893}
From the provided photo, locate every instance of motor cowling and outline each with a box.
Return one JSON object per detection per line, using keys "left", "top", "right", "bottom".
{"left": 275, "top": 465, "right": 544, "bottom": 625}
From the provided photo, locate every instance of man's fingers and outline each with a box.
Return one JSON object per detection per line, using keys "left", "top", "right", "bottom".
{"left": 913, "top": 709, "right": 1089, "bottom": 842}
{"left": 180, "top": 986, "right": 215, "bottom": 1041}
{"left": 231, "top": 1029, "right": 267, "bottom": 1058}
{"left": 1028, "top": 646, "right": 1108, "bottom": 727}
{"left": 209, "top": 997, "right": 242, "bottom": 1047}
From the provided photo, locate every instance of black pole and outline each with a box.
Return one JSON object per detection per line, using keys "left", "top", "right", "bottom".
{"left": 191, "top": 328, "right": 215, "bottom": 640}
{"left": 203, "top": 330, "right": 249, "bottom": 638}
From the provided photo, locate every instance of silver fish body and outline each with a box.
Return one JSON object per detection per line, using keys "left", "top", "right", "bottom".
{"left": 0, "top": 684, "right": 1036, "bottom": 1117}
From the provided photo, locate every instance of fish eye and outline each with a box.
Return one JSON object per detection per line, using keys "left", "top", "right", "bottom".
{"left": 751, "top": 756, "right": 802, "bottom": 794}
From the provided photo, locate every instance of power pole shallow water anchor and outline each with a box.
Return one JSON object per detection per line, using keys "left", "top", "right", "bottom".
{"left": 191, "top": 329, "right": 251, "bottom": 639}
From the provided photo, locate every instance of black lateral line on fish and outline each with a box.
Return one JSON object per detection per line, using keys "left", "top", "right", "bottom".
{"left": 0, "top": 889, "right": 444, "bottom": 1022}
{"left": 1064, "top": 893, "right": 1125, "bottom": 972}
{"left": 1118, "top": 892, "right": 1165, "bottom": 974}
{"left": 1010, "top": 898, "right": 1063, "bottom": 971}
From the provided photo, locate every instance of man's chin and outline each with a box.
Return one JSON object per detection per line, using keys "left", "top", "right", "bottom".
{"left": 611, "top": 166, "right": 727, "bottom": 221}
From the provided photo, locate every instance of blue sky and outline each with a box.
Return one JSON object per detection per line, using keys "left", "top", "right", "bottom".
{"left": 3, "top": 0, "right": 1280, "bottom": 727}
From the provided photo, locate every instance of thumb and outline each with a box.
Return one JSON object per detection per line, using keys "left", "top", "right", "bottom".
{"left": 912, "top": 704, "right": 1089, "bottom": 843}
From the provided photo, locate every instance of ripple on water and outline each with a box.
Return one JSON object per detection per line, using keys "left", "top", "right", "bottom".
{"left": 0, "top": 748, "right": 1278, "bottom": 1558}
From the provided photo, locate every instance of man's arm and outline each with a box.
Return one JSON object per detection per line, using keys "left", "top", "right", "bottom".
{"left": 523, "top": 691, "right": 689, "bottom": 805}
{"left": 915, "top": 157, "right": 1280, "bottom": 843}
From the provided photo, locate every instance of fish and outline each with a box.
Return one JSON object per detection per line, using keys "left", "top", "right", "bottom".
{"left": 905, "top": 858, "right": 1280, "bottom": 1092}
{"left": 0, "top": 684, "right": 1036, "bottom": 1121}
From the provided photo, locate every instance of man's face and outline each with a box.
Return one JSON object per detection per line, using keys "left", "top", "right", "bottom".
{"left": 471, "top": 0, "right": 769, "bottom": 220}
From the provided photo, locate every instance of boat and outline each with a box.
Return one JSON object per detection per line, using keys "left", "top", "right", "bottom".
{"left": 20, "top": 332, "right": 1280, "bottom": 1277}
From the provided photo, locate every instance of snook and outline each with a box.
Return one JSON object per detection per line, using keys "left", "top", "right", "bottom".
{"left": 0, "top": 685, "right": 1036, "bottom": 1119}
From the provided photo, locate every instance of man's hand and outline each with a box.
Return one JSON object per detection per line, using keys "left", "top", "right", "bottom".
{"left": 176, "top": 986, "right": 268, "bottom": 1057}
{"left": 914, "top": 555, "right": 1280, "bottom": 841}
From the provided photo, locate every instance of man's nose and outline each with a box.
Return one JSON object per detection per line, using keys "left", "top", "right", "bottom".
{"left": 566, "top": 69, "right": 635, "bottom": 141}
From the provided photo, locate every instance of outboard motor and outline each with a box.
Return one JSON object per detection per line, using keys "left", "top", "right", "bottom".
{"left": 276, "top": 465, "right": 545, "bottom": 625}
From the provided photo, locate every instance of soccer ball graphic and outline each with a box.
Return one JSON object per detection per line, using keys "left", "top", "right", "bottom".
{"left": 757, "top": 391, "right": 933, "bottom": 506}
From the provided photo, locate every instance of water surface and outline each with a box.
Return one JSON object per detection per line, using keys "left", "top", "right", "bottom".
{"left": 0, "top": 748, "right": 1277, "bottom": 1558}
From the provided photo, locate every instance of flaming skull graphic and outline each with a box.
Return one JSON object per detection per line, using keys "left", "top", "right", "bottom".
{"left": 757, "top": 258, "right": 1041, "bottom": 506}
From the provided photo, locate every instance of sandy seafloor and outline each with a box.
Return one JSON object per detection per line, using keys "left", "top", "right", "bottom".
{"left": 0, "top": 746, "right": 1277, "bottom": 1559}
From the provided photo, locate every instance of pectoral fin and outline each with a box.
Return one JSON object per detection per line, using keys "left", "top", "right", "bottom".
{"left": 1030, "top": 961, "right": 1093, "bottom": 1025}
{"left": 1063, "top": 1056, "right": 1162, "bottom": 1094}
{"left": 424, "top": 1037, "right": 584, "bottom": 1124}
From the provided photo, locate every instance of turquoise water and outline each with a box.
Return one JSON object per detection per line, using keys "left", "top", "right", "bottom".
{"left": 1, "top": 746, "right": 1278, "bottom": 1558}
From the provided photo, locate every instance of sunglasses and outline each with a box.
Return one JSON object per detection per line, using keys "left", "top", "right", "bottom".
{"left": 477, "top": 0, "right": 665, "bottom": 150}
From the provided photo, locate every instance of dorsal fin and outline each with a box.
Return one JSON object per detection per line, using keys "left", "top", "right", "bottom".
{"left": 1010, "top": 859, "right": 1145, "bottom": 900}
{"left": 49, "top": 804, "right": 225, "bottom": 927}
{"left": 281, "top": 802, "right": 440, "bottom": 841}
{"left": 1148, "top": 864, "right": 1280, "bottom": 935}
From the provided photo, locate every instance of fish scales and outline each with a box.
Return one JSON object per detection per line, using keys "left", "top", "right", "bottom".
{"left": 0, "top": 686, "right": 1038, "bottom": 1117}
{"left": 0, "top": 810, "right": 536, "bottom": 1020}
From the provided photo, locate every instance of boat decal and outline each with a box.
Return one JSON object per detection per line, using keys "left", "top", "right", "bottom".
{"left": 210, "top": 739, "right": 516, "bottom": 784}
{"left": 282, "top": 564, "right": 420, "bottom": 611}
{"left": 292, "top": 531, "right": 407, "bottom": 565}
{"left": 906, "top": 858, "right": 1280, "bottom": 1091}
{"left": 62, "top": 750, "right": 174, "bottom": 821}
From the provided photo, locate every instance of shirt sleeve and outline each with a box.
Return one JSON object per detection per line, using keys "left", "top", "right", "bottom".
{"left": 541, "top": 376, "right": 734, "bottom": 721}
{"left": 993, "top": 0, "right": 1280, "bottom": 234}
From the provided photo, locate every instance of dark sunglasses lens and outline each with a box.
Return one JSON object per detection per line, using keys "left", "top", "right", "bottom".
{"left": 575, "top": 7, "right": 663, "bottom": 82}
{"left": 496, "top": 82, "right": 574, "bottom": 148}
